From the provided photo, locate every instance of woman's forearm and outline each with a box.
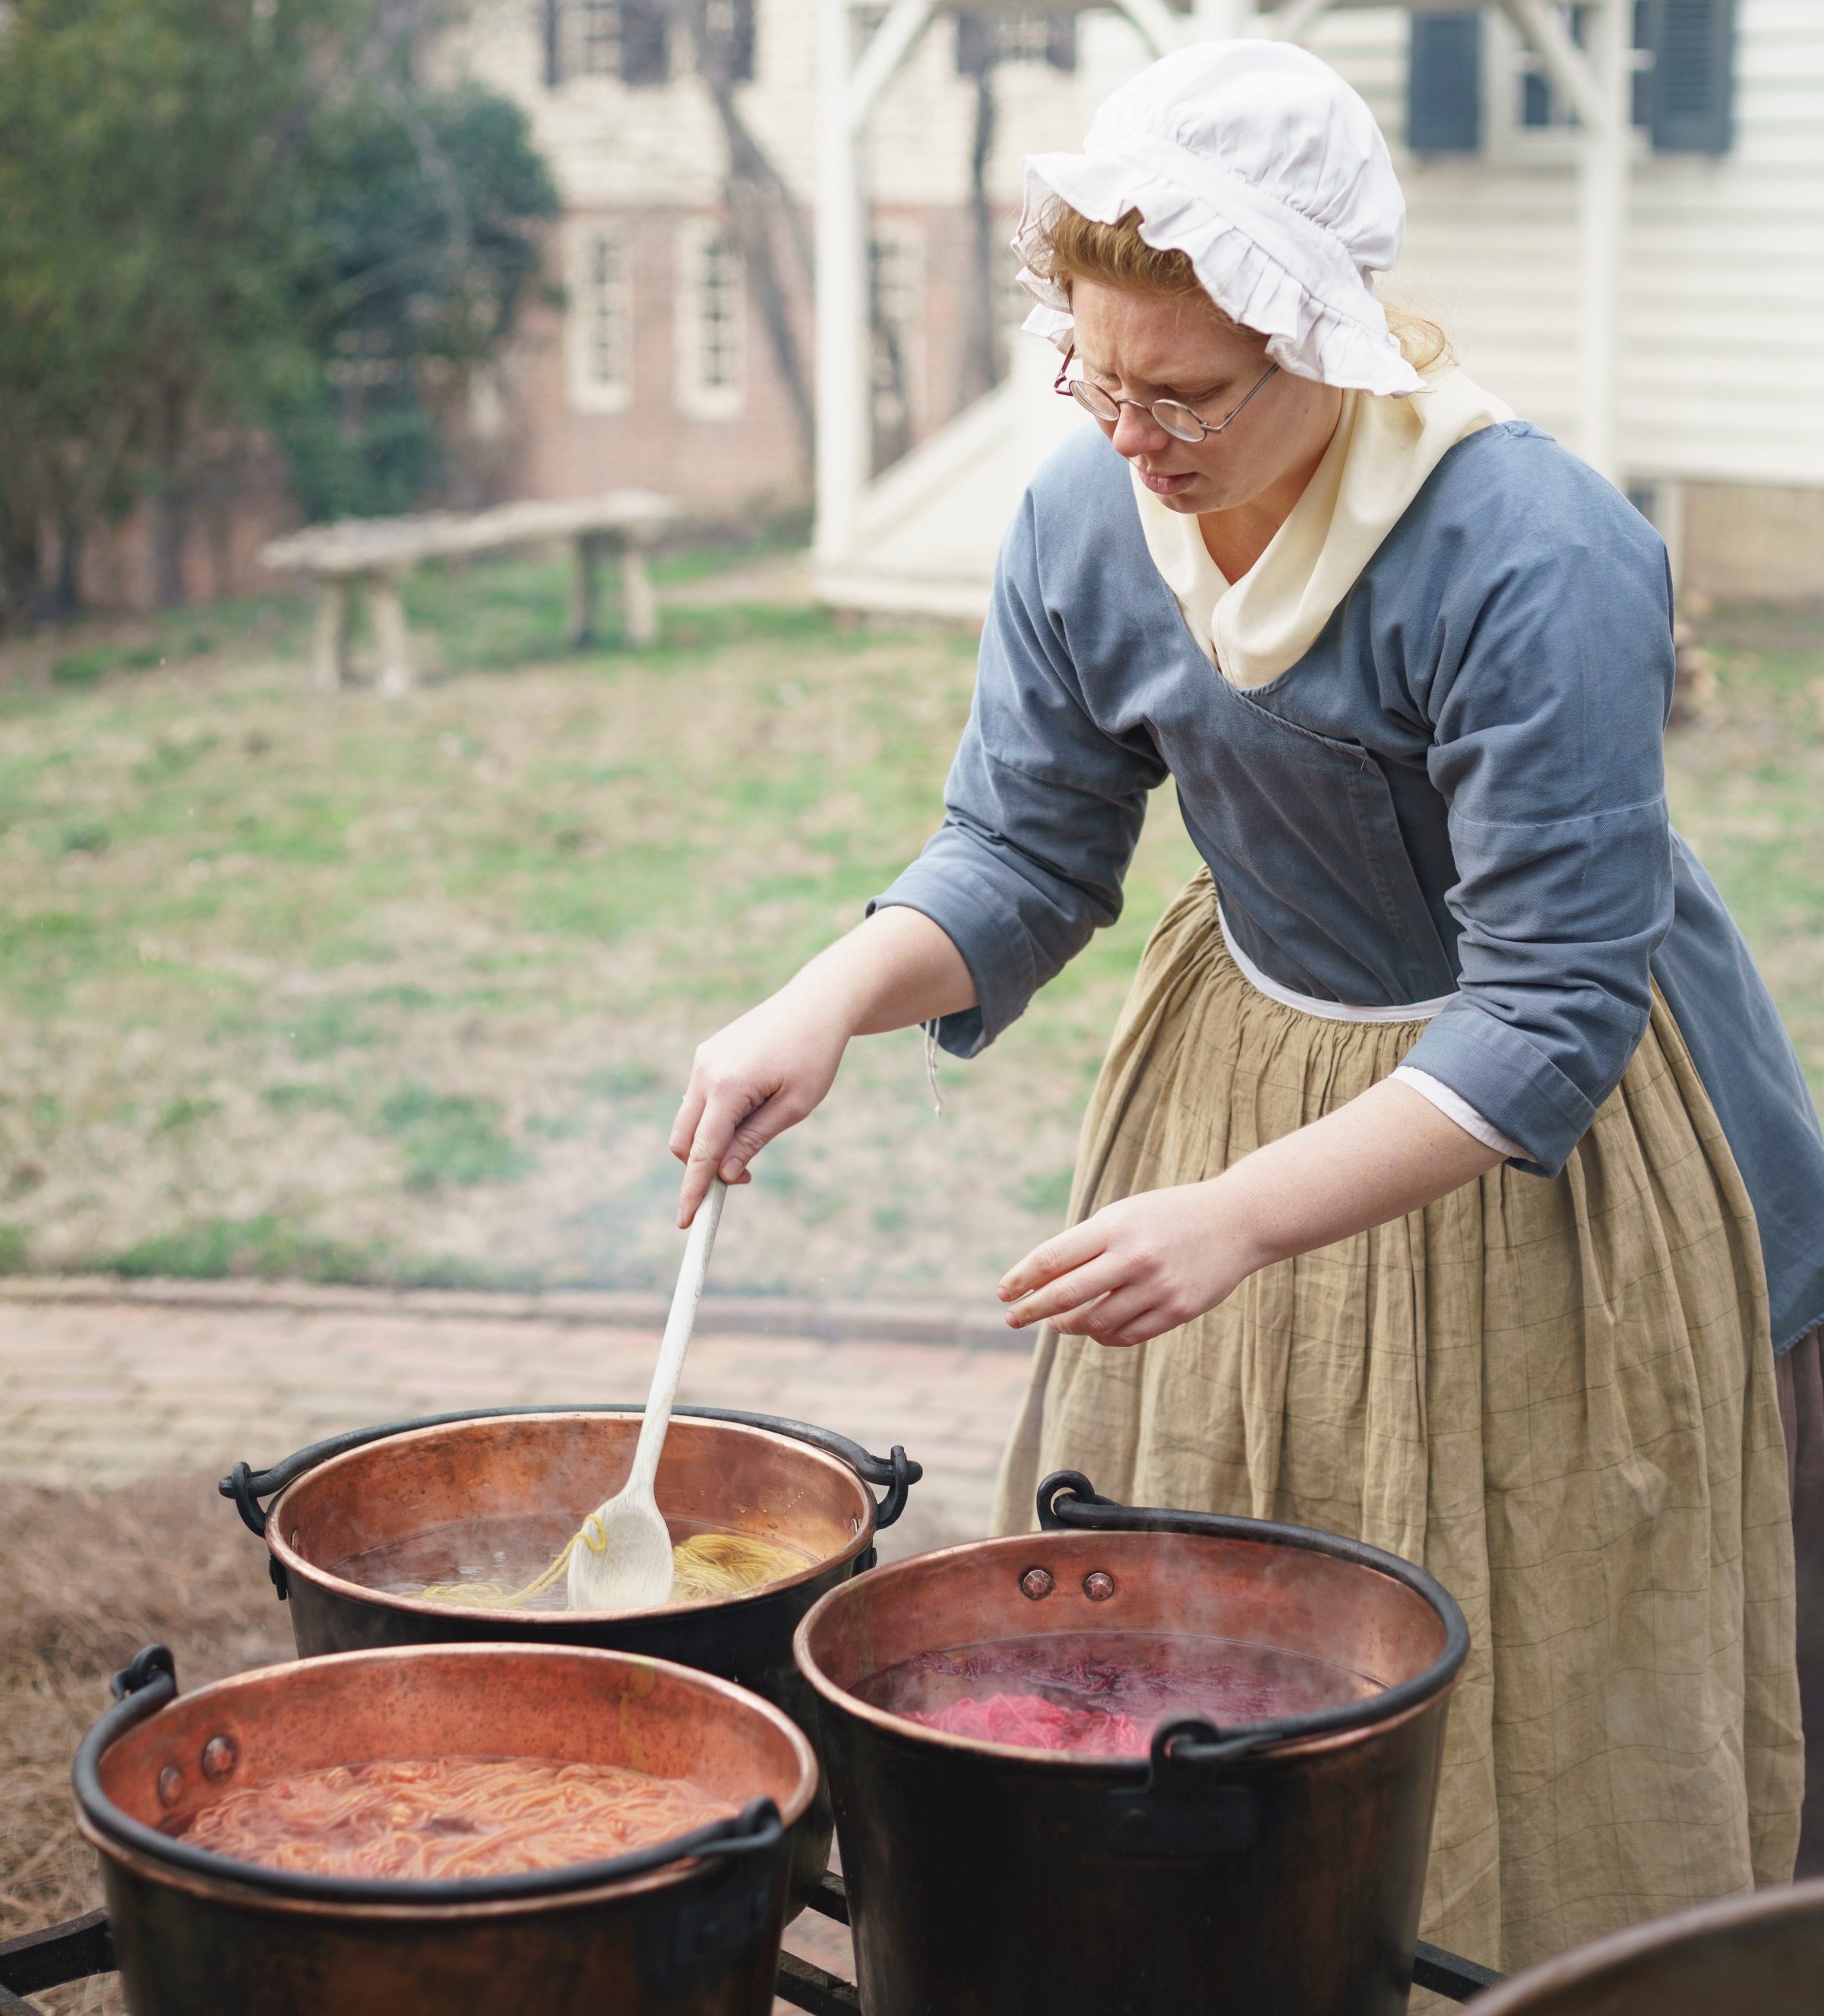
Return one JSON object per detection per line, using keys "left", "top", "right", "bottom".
{"left": 1221, "top": 1076, "right": 1504, "bottom": 1269}
{"left": 786, "top": 903, "right": 976, "bottom": 1036}
{"left": 1000, "top": 1076, "right": 1503, "bottom": 1347}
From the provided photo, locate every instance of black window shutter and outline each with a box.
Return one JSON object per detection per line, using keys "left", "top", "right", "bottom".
{"left": 955, "top": 12, "right": 991, "bottom": 79}
{"left": 619, "top": 0, "right": 672, "bottom": 86}
{"left": 1645, "top": 0, "right": 1736, "bottom": 153}
{"left": 543, "top": 0, "right": 564, "bottom": 87}
{"left": 725, "top": 0, "right": 756, "bottom": 84}
{"left": 1631, "top": 1, "right": 1653, "bottom": 127}
{"left": 1408, "top": 10, "right": 1483, "bottom": 156}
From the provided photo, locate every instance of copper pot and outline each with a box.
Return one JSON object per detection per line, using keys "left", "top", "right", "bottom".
{"left": 74, "top": 1641, "right": 817, "bottom": 2016}
{"left": 1468, "top": 1879, "right": 1824, "bottom": 2014}
{"left": 795, "top": 1470, "right": 1471, "bottom": 2016}
{"left": 220, "top": 1404, "right": 918, "bottom": 1902}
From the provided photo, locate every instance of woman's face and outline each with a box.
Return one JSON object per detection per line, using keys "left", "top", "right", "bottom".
{"left": 1068, "top": 279, "right": 1342, "bottom": 517}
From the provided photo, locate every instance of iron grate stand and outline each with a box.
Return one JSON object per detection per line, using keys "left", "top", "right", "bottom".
{"left": 0, "top": 1880, "right": 1501, "bottom": 2011}
{"left": 771, "top": 1872, "right": 1503, "bottom": 2011}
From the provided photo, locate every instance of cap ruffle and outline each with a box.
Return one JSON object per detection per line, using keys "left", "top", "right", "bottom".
{"left": 1013, "top": 148, "right": 1423, "bottom": 399}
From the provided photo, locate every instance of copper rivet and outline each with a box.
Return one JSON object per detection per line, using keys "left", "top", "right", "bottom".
{"left": 1019, "top": 1566, "right": 1054, "bottom": 1600}
{"left": 201, "top": 1736, "right": 238, "bottom": 1781}
{"left": 1083, "top": 1571, "right": 1116, "bottom": 1601}
{"left": 156, "top": 1764, "right": 184, "bottom": 1807}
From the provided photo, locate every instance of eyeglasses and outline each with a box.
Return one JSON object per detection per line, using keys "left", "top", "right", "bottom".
{"left": 1053, "top": 349, "right": 1280, "bottom": 443}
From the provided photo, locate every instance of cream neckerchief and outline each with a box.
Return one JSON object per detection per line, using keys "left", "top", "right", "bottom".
{"left": 1131, "top": 366, "right": 1513, "bottom": 689}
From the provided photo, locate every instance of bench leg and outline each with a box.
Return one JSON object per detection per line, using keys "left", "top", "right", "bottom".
{"left": 621, "top": 542, "right": 659, "bottom": 649}
{"left": 569, "top": 534, "right": 602, "bottom": 649}
{"left": 311, "top": 580, "right": 350, "bottom": 693}
{"left": 371, "top": 573, "right": 415, "bottom": 697}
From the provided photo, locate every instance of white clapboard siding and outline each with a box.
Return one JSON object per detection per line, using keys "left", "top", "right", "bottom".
{"left": 1308, "top": 1, "right": 1824, "bottom": 487}
{"left": 442, "top": 0, "right": 1822, "bottom": 493}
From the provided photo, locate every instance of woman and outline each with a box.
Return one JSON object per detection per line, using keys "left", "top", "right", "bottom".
{"left": 670, "top": 41, "right": 1824, "bottom": 1973}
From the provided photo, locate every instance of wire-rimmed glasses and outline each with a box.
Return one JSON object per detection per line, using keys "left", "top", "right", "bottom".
{"left": 1053, "top": 348, "right": 1280, "bottom": 443}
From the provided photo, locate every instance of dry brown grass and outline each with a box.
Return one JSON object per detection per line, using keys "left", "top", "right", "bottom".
{"left": 0, "top": 1474, "right": 291, "bottom": 2010}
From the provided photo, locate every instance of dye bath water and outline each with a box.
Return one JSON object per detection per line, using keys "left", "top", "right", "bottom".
{"left": 330, "top": 1512, "right": 813, "bottom": 1613}
{"left": 858, "top": 1631, "right": 1381, "bottom": 1758}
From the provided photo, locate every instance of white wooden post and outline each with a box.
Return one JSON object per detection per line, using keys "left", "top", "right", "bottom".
{"left": 1576, "top": 0, "right": 1632, "bottom": 486}
{"left": 1191, "top": 0, "right": 1260, "bottom": 33}
{"left": 814, "top": 0, "right": 868, "bottom": 569}
{"left": 1498, "top": 0, "right": 1629, "bottom": 485}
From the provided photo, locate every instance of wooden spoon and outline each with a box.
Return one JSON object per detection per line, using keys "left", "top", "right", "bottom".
{"left": 567, "top": 1178, "right": 728, "bottom": 1611}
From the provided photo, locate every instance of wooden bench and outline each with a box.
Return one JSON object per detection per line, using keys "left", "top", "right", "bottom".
{"left": 259, "top": 489, "right": 682, "bottom": 695}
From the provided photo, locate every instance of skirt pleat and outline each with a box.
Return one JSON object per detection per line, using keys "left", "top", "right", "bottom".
{"left": 992, "top": 871, "right": 1802, "bottom": 1977}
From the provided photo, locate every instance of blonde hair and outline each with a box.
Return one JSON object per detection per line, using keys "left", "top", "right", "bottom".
{"left": 1028, "top": 201, "right": 1451, "bottom": 378}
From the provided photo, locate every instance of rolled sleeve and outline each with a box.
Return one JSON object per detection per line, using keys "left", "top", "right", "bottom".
{"left": 1399, "top": 487, "right": 1678, "bottom": 1175}
{"left": 870, "top": 491, "right": 1165, "bottom": 1057}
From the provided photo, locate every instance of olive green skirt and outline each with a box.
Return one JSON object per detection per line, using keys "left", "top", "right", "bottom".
{"left": 993, "top": 871, "right": 1802, "bottom": 1977}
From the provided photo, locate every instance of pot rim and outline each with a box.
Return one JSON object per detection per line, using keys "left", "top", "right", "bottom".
{"left": 793, "top": 1523, "right": 1470, "bottom": 1771}
{"left": 264, "top": 1410, "right": 878, "bottom": 1622}
{"left": 74, "top": 1642, "right": 818, "bottom": 1911}
{"left": 1464, "top": 1873, "right": 1824, "bottom": 2014}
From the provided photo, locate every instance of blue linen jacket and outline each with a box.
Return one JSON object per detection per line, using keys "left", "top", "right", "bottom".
{"left": 873, "top": 419, "right": 1824, "bottom": 1354}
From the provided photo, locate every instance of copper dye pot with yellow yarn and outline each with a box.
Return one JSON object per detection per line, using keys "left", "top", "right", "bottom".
{"left": 220, "top": 1405, "right": 918, "bottom": 1901}
{"left": 74, "top": 1640, "right": 815, "bottom": 2016}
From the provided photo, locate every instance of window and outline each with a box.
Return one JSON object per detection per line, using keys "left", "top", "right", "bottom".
{"left": 577, "top": 0, "right": 621, "bottom": 75}
{"left": 1405, "top": 2, "right": 1736, "bottom": 159}
{"left": 676, "top": 221, "right": 744, "bottom": 420}
{"left": 869, "top": 223, "right": 925, "bottom": 466}
{"left": 955, "top": 11, "right": 1076, "bottom": 77}
{"left": 1514, "top": 5, "right": 1654, "bottom": 132}
{"left": 567, "top": 225, "right": 632, "bottom": 415}
{"left": 549, "top": 0, "right": 672, "bottom": 87}
{"left": 700, "top": 0, "right": 756, "bottom": 84}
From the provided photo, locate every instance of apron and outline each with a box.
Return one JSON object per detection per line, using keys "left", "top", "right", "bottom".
{"left": 991, "top": 673, "right": 1803, "bottom": 1979}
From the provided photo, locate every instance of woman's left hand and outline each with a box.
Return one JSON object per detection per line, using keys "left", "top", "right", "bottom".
{"left": 994, "top": 1079, "right": 1508, "bottom": 1351}
{"left": 997, "top": 1180, "right": 1266, "bottom": 1349}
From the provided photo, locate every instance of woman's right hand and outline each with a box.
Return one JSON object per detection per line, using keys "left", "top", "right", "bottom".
{"left": 669, "top": 906, "right": 977, "bottom": 1227}
{"left": 669, "top": 982, "right": 852, "bottom": 1226}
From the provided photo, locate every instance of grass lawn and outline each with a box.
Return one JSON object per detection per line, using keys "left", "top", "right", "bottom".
{"left": 0, "top": 561, "right": 1817, "bottom": 1306}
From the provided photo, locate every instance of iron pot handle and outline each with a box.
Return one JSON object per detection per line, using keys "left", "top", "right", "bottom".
{"left": 1038, "top": 1469, "right": 1475, "bottom": 1770}
{"left": 71, "top": 1646, "right": 181, "bottom": 1829}
{"left": 1102, "top": 1717, "right": 1266, "bottom": 1856}
{"left": 223, "top": 1405, "right": 921, "bottom": 1540}
{"left": 1040, "top": 1468, "right": 1276, "bottom": 1540}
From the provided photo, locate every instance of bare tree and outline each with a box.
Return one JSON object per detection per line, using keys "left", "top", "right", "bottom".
{"left": 958, "top": 58, "right": 1000, "bottom": 409}
{"left": 672, "top": 0, "right": 816, "bottom": 472}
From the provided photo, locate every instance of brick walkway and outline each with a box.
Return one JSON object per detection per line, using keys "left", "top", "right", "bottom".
{"left": 0, "top": 1288, "right": 1033, "bottom": 1560}
{"left": 1, "top": 1284, "right": 1037, "bottom": 2005}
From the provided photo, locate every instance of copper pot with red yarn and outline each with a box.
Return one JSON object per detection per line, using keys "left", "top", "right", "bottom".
{"left": 794, "top": 1469, "right": 1471, "bottom": 2016}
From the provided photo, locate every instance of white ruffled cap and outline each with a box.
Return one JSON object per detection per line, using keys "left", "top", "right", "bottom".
{"left": 1015, "top": 39, "right": 1424, "bottom": 397}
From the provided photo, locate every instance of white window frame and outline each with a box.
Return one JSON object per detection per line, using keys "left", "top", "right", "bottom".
{"left": 1482, "top": 6, "right": 1652, "bottom": 167}
{"left": 575, "top": 0, "right": 622, "bottom": 77}
{"left": 567, "top": 220, "right": 633, "bottom": 416}
{"left": 675, "top": 218, "right": 745, "bottom": 422}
